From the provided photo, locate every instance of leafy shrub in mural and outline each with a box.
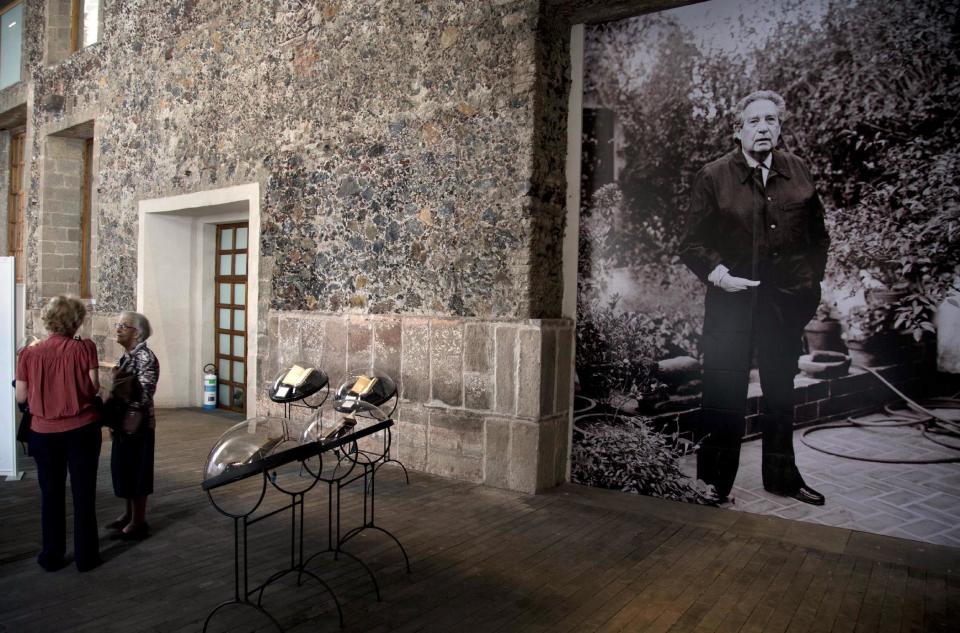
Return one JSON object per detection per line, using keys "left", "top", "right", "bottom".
{"left": 577, "top": 182, "right": 702, "bottom": 403}
{"left": 575, "top": 297, "right": 662, "bottom": 402}
{"left": 576, "top": 295, "right": 699, "bottom": 402}
{"left": 577, "top": 183, "right": 621, "bottom": 294}
{"left": 828, "top": 149, "right": 960, "bottom": 341}
{"left": 784, "top": 1, "right": 960, "bottom": 342}
{"left": 571, "top": 416, "right": 717, "bottom": 505}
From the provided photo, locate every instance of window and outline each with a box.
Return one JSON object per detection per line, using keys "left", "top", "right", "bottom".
{"left": 80, "top": 138, "right": 93, "bottom": 297}
{"left": 0, "top": 1, "right": 22, "bottom": 89}
{"left": 6, "top": 130, "right": 24, "bottom": 282}
{"left": 71, "top": 0, "right": 99, "bottom": 51}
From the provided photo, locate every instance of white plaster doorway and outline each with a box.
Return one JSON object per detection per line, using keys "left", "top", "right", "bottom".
{"left": 137, "top": 183, "right": 260, "bottom": 413}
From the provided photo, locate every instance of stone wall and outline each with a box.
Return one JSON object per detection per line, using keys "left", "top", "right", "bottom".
{"left": 0, "top": 130, "right": 9, "bottom": 256}
{"left": 24, "top": 0, "right": 558, "bottom": 319}
{"left": 38, "top": 134, "right": 85, "bottom": 297}
{"left": 257, "top": 312, "right": 573, "bottom": 492}
{"left": 7, "top": 0, "right": 695, "bottom": 492}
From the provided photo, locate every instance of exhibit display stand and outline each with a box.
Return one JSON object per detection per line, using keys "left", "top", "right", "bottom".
{"left": 0, "top": 257, "right": 22, "bottom": 481}
{"left": 201, "top": 415, "right": 394, "bottom": 632}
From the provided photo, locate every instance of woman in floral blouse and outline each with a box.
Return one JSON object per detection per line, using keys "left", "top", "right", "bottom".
{"left": 107, "top": 311, "right": 159, "bottom": 541}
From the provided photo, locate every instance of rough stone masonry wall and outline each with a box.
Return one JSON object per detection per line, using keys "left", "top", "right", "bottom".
{"left": 26, "top": 0, "right": 556, "bottom": 319}
{"left": 10, "top": 0, "right": 588, "bottom": 492}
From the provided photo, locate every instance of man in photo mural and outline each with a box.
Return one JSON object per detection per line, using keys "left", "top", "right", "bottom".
{"left": 678, "top": 90, "right": 830, "bottom": 506}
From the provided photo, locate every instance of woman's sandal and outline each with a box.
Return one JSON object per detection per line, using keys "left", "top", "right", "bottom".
{"left": 111, "top": 522, "right": 150, "bottom": 541}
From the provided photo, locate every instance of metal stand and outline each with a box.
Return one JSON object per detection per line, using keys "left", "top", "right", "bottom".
{"left": 279, "top": 382, "right": 329, "bottom": 420}
{"left": 338, "top": 434, "right": 412, "bottom": 574}
{"left": 326, "top": 423, "right": 411, "bottom": 574}
{"left": 273, "top": 381, "right": 385, "bottom": 600}
{"left": 343, "top": 382, "right": 410, "bottom": 486}
{"left": 202, "top": 475, "right": 343, "bottom": 633}
{"left": 201, "top": 418, "right": 398, "bottom": 632}
{"left": 301, "top": 474, "right": 383, "bottom": 600}
{"left": 371, "top": 405, "right": 410, "bottom": 485}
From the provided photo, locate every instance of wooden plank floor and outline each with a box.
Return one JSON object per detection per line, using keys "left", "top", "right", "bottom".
{"left": 0, "top": 408, "right": 958, "bottom": 633}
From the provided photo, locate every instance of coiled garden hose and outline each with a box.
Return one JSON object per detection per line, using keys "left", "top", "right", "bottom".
{"left": 799, "top": 365, "right": 960, "bottom": 464}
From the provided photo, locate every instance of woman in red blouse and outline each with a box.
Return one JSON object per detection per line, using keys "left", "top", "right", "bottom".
{"left": 15, "top": 295, "right": 102, "bottom": 572}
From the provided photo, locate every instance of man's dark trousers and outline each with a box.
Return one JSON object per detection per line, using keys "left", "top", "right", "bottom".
{"left": 697, "top": 285, "right": 806, "bottom": 499}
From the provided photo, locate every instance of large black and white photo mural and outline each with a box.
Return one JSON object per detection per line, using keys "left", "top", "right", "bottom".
{"left": 572, "top": 0, "right": 960, "bottom": 545}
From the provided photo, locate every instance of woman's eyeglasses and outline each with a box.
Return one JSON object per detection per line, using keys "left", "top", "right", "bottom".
{"left": 114, "top": 323, "right": 135, "bottom": 330}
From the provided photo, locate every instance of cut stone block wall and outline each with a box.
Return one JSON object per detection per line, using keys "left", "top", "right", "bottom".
{"left": 38, "top": 135, "right": 85, "bottom": 297}
{"left": 44, "top": 0, "right": 75, "bottom": 66}
{"left": 256, "top": 311, "right": 574, "bottom": 493}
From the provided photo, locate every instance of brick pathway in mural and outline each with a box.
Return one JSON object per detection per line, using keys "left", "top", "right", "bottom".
{"left": 682, "top": 411, "right": 960, "bottom": 547}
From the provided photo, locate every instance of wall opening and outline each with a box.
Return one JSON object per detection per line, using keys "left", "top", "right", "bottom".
{"left": 138, "top": 184, "right": 260, "bottom": 412}
{"left": 0, "top": 102, "right": 27, "bottom": 345}
{"left": 41, "top": 120, "right": 95, "bottom": 299}
{"left": 46, "top": 0, "right": 101, "bottom": 65}
{"left": 6, "top": 128, "right": 24, "bottom": 282}
{"left": 0, "top": 1, "right": 23, "bottom": 89}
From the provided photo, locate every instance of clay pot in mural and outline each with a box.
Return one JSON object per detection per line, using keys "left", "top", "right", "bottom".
{"left": 935, "top": 293, "right": 960, "bottom": 373}
{"left": 845, "top": 336, "right": 900, "bottom": 367}
{"left": 803, "top": 318, "right": 845, "bottom": 353}
{"left": 798, "top": 350, "right": 851, "bottom": 379}
{"left": 572, "top": 411, "right": 636, "bottom": 438}
{"left": 655, "top": 356, "right": 702, "bottom": 397}
{"left": 575, "top": 363, "right": 617, "bottom": 399}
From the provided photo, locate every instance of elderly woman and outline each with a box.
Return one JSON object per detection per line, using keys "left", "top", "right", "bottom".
{"left": 107, "top": 311, "right": 159, "bottom": 541}
{"left": 15, "top": 296, "right": 102, "bottom": 572}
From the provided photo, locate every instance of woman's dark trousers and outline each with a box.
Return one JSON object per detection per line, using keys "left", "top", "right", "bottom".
{"left": 30, "top": 423, "right": 102, "bottom": 570}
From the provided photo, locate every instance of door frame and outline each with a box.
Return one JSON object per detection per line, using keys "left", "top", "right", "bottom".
{"left": 137, "top": 183, "right": 260, "bottom": 412}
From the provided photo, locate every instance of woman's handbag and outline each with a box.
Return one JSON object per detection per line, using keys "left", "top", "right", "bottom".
{"left": 16, "top": 401, "right": 31, "bottom": 453}
{"left": 103, "top": 366, "right": 147, "bottom": 434}
{"left": 120, "top": 408, "right": 146, "bottom": 434}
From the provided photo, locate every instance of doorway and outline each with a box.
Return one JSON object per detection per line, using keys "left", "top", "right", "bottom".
{"left": 137, "top": 183, "right": 260, "bottom": 413}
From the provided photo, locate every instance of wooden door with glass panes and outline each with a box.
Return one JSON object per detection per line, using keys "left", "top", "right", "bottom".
{"left": 214, "top": 222, "right": 249, "bottom": 412}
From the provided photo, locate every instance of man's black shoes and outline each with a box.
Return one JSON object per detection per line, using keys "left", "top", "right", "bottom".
{"left": 789, "top": 485, "right": 825, "bottom": 505}
{"left": 765, "top": 484, "right": 825, "bottom": 506}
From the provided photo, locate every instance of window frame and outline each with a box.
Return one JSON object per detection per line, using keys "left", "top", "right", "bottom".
{"left": 79, "top": 137, "right": 93, "bottom": 297}
{"left": 0, "top": 0, "right": 24, "bottom": 89}
{"left": 70, "top": 0, "right": 100, "bottom": 52}
{"left": 6, "top": 128, "right": 25, "bottom": 283}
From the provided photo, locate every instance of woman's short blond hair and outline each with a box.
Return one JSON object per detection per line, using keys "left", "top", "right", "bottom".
{"left": 41, "top": 295, "right": 87, "bottom": 336}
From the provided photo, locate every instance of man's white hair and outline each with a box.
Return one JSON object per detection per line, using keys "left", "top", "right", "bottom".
{"left": 733, "top": 90, "right": 787, "bottom": 128}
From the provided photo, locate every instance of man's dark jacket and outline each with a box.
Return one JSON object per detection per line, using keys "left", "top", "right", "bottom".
{"left": 680, "top": 148, "right": 830, "bottom": 339}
